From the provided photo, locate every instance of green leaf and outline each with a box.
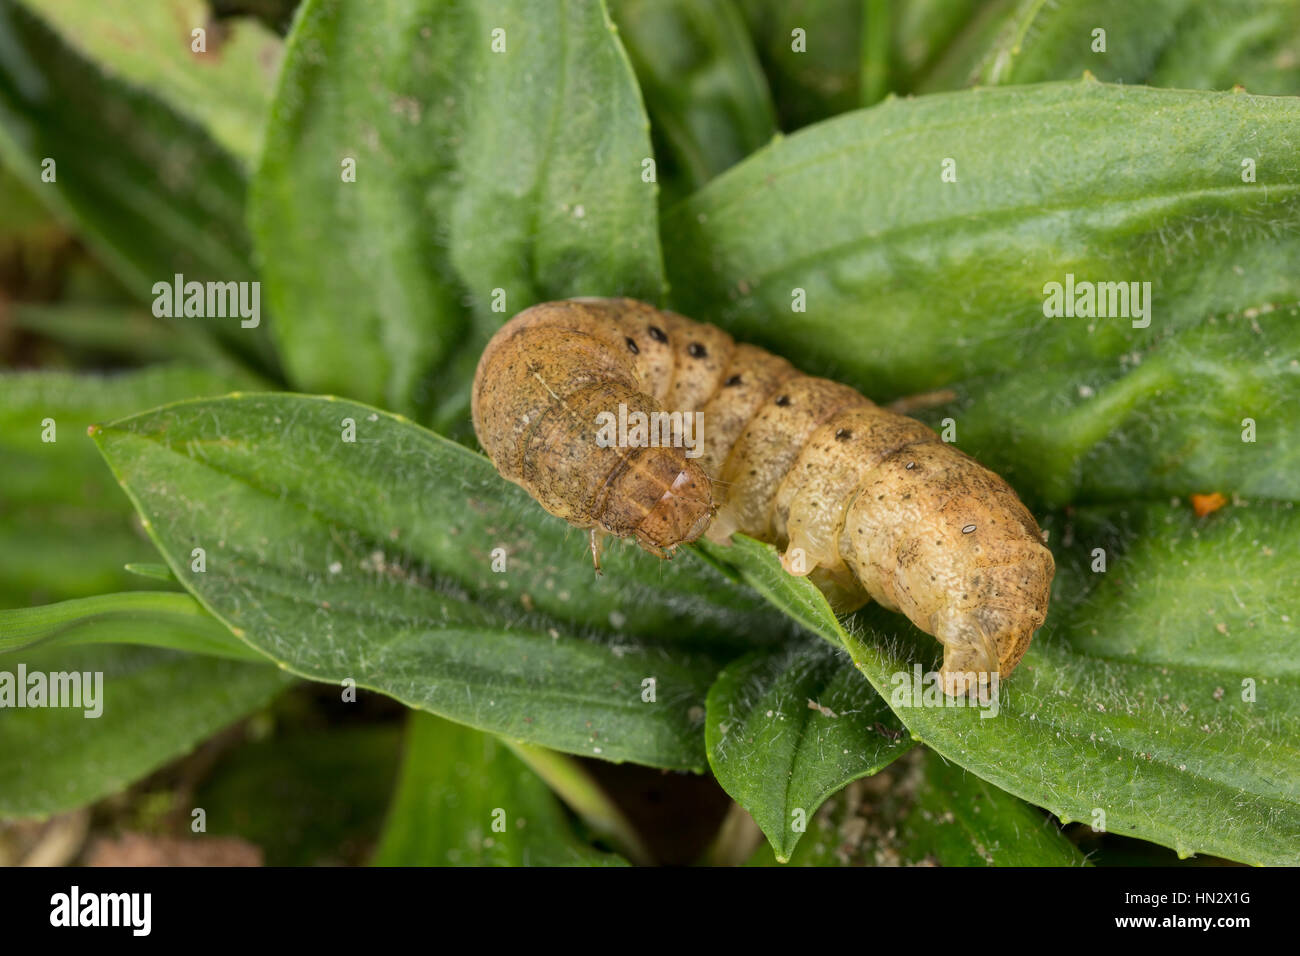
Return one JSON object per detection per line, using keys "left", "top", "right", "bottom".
{"left": 0, "top": 515, "right": 163, "bottom": 610}
{"left": 123, "top": 563, "right": 177, "bottom": 583}
{"left": 708, "top": 500, "right": 1300, "bottom": 866}
{"left": 0, "top": 366, "right": 256, "bottom": 507}
{"left": 1150, "top": 0, "right": 1300, "bottom": 97}
{"left": 0, "top": 0, "right": 275, "bottom": 367}
{"left": 11, "top": 303, "right": 252, "bottom": 371}
{"left": 251, "top": 0, "right": 664, "bottom": 415}
{"left": 911, "top": 0, "right": 1019, "bottom": 93}
{"left": 0, "top": 366, "right": 256, "bottom": 607}
{"left": 966, "top": 0, "right": 1196, "bottom": 87}
{"left": 705, "top": 634, "right": 912, "bottom": 861}
{"left": 0, "top": 644, "right": 293, "bottom": 817}
{"left": 93, "top": 393, "right": 796, "bottom": 771}
{"left": 901, "top": 751, "right": 1087, "bottom": 866}
{"left": 858, "top": 0, "right": 890, "bottom": 107}
{"left": 748, "top": 748, "right": 1087, "bottom": 866}
{"left": 609, "top": 0, "right": 776, "bottom": 201}
{"left": 504, "top": 741, "right": 654, "bottom": 863}
{"left": 196, "top": 722, "right": 404, "bottom": 866}
{"left": 886, "top": 0, "right": 988, "bottom": 93}
{"left": 670, "top": 80, "right": 1300, "bottom": 515}
{"left": 922, "top": 0, "right": 1300, "bottom": 97}
{"left": 918, "top": 305, "right": 1300, "bottom": 507}
{"left": 664, "top": 81, "right": 1300, "bottom": 401}
{"left": 0, "top": 591, "right": 269, "bottom": 663}
{"left": 372, "top": 711, "right": 629, "bottom": 866}
{"left": 19, "top": 0, "right": 283, "bottom": 164}
{"left": 737, "top": 0, "right": 866, "bottom": 129}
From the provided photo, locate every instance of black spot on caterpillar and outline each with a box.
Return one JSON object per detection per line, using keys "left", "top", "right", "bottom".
{"left": 472, "top": 298, "right": 1054, "bottom": 695}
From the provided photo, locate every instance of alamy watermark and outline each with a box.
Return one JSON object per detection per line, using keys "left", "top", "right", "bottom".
{"left": 1043, "top": 273, "right": 1151, "bottom": 328}
{"left": 890, "top": 664, "right": 1000, "bottom": 718}
{"left": 152, "top": 273, "right": 260, "bottom": 328}
{"left": 50, "top": 886, "right": 150, "bottom": 936}
{"left": 594, "top": 403, "right": 704, "bottom": 459}
{"left": 0, "top": 664, "right": 103, "bottom": 718}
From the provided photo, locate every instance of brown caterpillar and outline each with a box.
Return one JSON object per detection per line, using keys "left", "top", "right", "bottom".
{"left": 472, "top": 298, "right": 1054, "bottom": 695}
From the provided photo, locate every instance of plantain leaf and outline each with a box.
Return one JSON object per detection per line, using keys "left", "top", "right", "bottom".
{"left": 709, "top": 502, "right": 1300, "bottom": 866}
{"left": 0, "top": 644, "right": 293, "bottom": 817}
{"left": 93, "top": 393, "right": 797, "bottom": 771}
{"left": 10, "top": 303, "right": 250, "bottom": 370}
{"left": 123, "top": 563, "right": 177, "bottom": 583}
{"left": 372, "top": 711, "right": 628, "bottom": 866}
{"left": 736, "top": 0, "right": 866, "bottom": 129}
{"left": 748, "top": 747, "right": 1088, "bottom": 866}
{"left": 665, "top": 81, "right": 1300, "bottom": 403}
{"left": 609, "top": 0, "right": 776, "bottom": 202}
{"left": 0, "top": 514, "right": 164, "bottom": 611}
{"left": 197, "top": 722, "right": 404, "bottom": 866}
{"left": 705, "top": 636, "right": 912, "bottom": 861}
{"left": 0, "top": 366, "right": 258, "bottom": 608}
{"left": 915, "top": 305, "right": 1300, "bottom": 507}
{"left": 900, "top": 751, "right": 1089, "bottom": 866}
{"left": 0, "top": 591, "right": 268, "bottom": 663}
{"left": 921, "top": 0, "right": 1300, "bottom": 97}
{"left": 0, "top": 0, "right": 275, "bottom": 367}
{"left": 18, "top": 0, "right": 283, "bottom": 164}
{"left": 961, "top": 0, "right": 1195, "bottom": 88}
{"left": 251, "top": 0, "right": 664, "bottom": 416}
{"left": 911, "top": 0, "right": 1020, "bottom": 93}
{"left": 1150, "top": 0, "right": 1300, "bottom": 96}
{"left": 886, "top": 0, "right": 988, "bottom": 94}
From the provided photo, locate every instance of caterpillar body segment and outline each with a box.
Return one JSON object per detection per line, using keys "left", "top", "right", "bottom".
{"left": 472, "top": 298, "right": 1054, "bottom": 694}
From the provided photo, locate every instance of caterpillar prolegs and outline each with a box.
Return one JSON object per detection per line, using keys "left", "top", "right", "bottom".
{"left": 471, "top": 298, "right": 1054, "bottom": 695}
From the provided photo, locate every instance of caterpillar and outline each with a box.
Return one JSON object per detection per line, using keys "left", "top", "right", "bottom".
{"left": 472, "top": 298, "right": 1054, "bottom": 696}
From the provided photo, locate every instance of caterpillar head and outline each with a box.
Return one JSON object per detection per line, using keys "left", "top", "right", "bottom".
{"left": 631, "top": 461, "right": 714, "bottom": 556}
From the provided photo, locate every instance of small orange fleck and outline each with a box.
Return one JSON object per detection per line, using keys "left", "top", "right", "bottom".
{"left": 1190, "top": 492, "right": 1228, "bottom": 517}
{"left": 86, "top": 424, "right": 101, "bottom": 437}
